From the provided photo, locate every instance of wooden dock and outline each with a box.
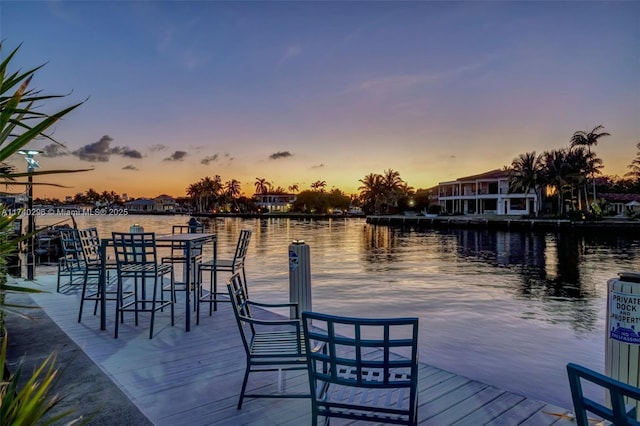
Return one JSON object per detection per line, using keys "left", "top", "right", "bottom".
{"left": 11, "top": 273, "right": 576, "bottom": 425}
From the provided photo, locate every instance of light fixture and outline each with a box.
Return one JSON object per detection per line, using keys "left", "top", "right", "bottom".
{"left": 18, "top": 149, "right": 42, "bottom": 280}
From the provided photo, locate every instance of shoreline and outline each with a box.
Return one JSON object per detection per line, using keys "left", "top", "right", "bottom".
{"left": 365, "top": 214, "right": 640, "bottom": 233}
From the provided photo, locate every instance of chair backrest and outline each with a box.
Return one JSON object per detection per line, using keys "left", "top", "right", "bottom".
{"left": 172, "top": 224, "right": 205, "bottom": 234}
{"left": 112, "top": 232, "right": 160, "bottom": 267}
{"left": 567, "top": 363, "right": 640, "bottom": 426}
{"left": 59, "top": 228, "right": 84, "bottom": 268}
{"left": 79, "top": 227, "right": 102, "bottom": 264}
{"left": 302, "top": 311, "right": 419, "bottom": 425}
{"left": 226, "top": 272, "right": 254, "bottom": 355}
{"left": 170, "top": 224, "right": 205, "bottom": 256}
{"left": 231, "top": 229, "right": 252, "bottom": 265}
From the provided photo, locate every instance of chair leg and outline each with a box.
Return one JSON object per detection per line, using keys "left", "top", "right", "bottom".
{"left": 237, "top": 365, "right": 251, "bottom": 410}
{"left": 149, "top": 278, "right": 157, "bottom": 339}
{"left": 169, "top": 275, "right": 175, "bottom": 327}
{"left": 192, "top": 258, "right": 198, "bottom": 312}
{"left": 212, "top": 268, "right": 217, "bottom": 313}
{"left": 196, "top": 272, "right": 201, "bottom": 325}
{"left": 114, "top": 277, "right": 122, "bottom": 339}
{"left": 78, "top": 272, "right": 88, "bottom": 323}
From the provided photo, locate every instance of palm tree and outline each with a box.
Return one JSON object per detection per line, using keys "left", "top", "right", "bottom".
{"left": 565, "top": 147, "right": 590, "bottom": 211}
{"left": 541, "top": 149, "right": 572, "bottom": 215}
{"left": 569, "top": 146, "right": 604, "bottom": 211}
{"left": 200, "top": 175, "right": 222, "bottom": 211}
{"left": 509, "top": 152, "right": 542, "bottom": 215}
{"left": 254, "top": 177, "right": 270, "bottom": 195}
{"left": 287, "top": 184, "right": 299, "bottom": 193}
{"left": 85, "top": 188, "right": 100, "bottom": 204}
{"left": 358, "top": 173, "right": 385, "bottom": 214}
{"left": 570, "top": 125, "right": 610, "bottom": 202}
{"left": 625, "top": 142, "right": 640, "bottom": 182}
{"left": 186, "top": 181, "right": 204, "bottom": 212}
{"left": 225, "top": 179, "right": 242, "bottom": 212}
{"left": 311, "top": 180, "right": 327, "bottom": 192}
{"left": 381, "top": 169, "right": 406, "bottom": 213}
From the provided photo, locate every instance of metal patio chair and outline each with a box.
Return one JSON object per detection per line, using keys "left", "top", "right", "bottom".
{"left": 77, "top": 227, "right": 121, "bottom": 323}
{"left": 302, "top": 311, "right": 419, "bottom": 426}
{"left": 226, "top": 271, "right": 309, "bottom": 409}
{"left": 112, "top": 232, "right": 174, "bottom": 339}
{"left": 197, "top": 229, "right": 251, "bottom": 323}
{"left": 161, "top": 223, "right": 205, "bottom": 304}
{"left": 57, "top": 228, "right": 87, "bottom": 292}
{"left": 567, "top": 362, "right": 640, "bottom": 426}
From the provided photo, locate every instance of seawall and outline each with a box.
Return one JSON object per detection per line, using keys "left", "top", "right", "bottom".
{"left": 366, "top": 214, "right": 640, "bottom": 233}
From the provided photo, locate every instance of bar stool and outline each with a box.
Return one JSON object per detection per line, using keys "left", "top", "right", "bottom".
{"left": 112, "top": 232, "right": 174, "bottom": 339}
{"left": 197, "top": 229, "right": 251, "bottom": 324}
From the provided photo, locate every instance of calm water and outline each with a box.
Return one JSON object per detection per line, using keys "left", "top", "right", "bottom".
{"left": 32, "top": 214, "right": 640, "bottom": 409}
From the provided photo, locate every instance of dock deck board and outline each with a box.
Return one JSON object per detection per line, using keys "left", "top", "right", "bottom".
{"left": 12, "top": 274, "right": 577, "bottom": 425}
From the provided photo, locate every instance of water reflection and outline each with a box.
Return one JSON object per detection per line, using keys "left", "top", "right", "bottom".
{"left": 362, "top": 226, "right": 638, "bottom": 300}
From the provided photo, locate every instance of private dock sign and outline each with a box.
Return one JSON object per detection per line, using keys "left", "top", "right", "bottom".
{"left": 610, "top": 291, "right": 640, "bottom": 344}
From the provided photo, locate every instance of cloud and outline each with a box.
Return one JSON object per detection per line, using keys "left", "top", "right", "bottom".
{"left": 123, "top": 164, "right": 139, "bottom": 171}
{"left": 149, "top": 144, "right": 168, "bottom": 152}
{"left": 164, "top": 151, "right": 187, "bottom": 161}
{"left": 118, "top": 148, "right": 143, "bottom": 159}
{"left": 73, "top": 135, "right": 114, "bottom": 162}
{"left": 201, "top": 154, "right": 219, "bottom": 165}
{"left": 40, "top": 144, "right": 70, "bottom": 158}
{"left": 269, "top": 151, "right": 293, "bottom": 160}
{"left": 72, "top": 135, "right": 143, "bottom": 162}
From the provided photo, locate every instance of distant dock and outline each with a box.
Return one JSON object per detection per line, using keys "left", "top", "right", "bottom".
{"left": 366, "top": 214, "right": 640, "bottom": 233}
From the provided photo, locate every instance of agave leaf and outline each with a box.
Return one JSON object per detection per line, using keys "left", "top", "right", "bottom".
{"left": 5, "top": 182, "right": 94, "bottom": 189}
{"left": 0, "top": 104, "right": 82, "bottom": 162}
{"left": 0, "top": 284, "right": 43, "bottom": 293}
{"left": 6, "top": 169, "right": 95, "bottom": 178}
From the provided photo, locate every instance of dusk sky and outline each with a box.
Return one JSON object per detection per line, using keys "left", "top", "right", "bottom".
{"left": 1, "top": 1, "right": 638, "bottom": 199}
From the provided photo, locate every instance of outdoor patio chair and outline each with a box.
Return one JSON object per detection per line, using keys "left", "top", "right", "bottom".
{"left": 77, "top": 227, "right": 121, "bottom": 323}
{"left": 112, "top": 232, "right": 174, "bottom": 339}
{"left": 57, "top": 228, "right": 87, "bottom": 292}
{"left": 567, "top": 362, "right": 640, "bottom": 426}
{"left": 302, "top": 311, "right": 419, "bottom": 426}
{"left": 226, "top": 271, "right": 309, "bottom": 409}
{"left": 197, "top": 229, "right": 251, "bottom": 323}
{"left": 161, "top": 224, "right": 205, "bottom": 304}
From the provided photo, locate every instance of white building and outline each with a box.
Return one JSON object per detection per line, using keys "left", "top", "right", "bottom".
{"left": 254, "top": 193, "right": 296, "bottom": 213}
{"left": 438, "top": 169, "right": 538, "bottom": 215}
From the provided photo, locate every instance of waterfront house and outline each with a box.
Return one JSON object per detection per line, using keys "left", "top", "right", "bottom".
{"left": 253, "top": 192, "right": 296, "bottom": 213}
{"left": 124, "top": 198, "right": 155, "bottom": 212}
{"left": 599, "top": 193, "right": 640, "bottom": 217}
{"left": 438, "top": 169, "right": 538, "bottom": 215}
{"left": 154, "top": 194, "right": 176, "bottom": 212}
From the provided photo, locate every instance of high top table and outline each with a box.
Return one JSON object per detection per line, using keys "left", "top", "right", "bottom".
{"left": 98, "top": 232, "right": 217, "bottom": 333}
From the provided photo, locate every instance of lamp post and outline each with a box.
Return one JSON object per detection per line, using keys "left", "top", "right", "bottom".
{"left": 18, "top": 149, "right": 41, "bottom": 280}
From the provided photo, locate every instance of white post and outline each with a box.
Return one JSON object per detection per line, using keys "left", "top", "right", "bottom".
{"left": 288, "top": 240, "right": 311, "bottom": 319}
{"left": 606, "top": 271, "right": 640, "bottom": 417}
{"left": 129, "top": 224, "right": 144, "bottom": 233}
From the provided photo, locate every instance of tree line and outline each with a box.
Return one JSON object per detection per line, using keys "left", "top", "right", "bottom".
{"left": 509, "top": 125, "right": 640, "bottom": 216}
